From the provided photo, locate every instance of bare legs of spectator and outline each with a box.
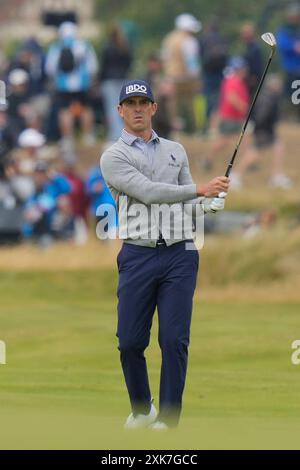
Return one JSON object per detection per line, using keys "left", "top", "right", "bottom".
{"left": 81, "top": 107, "right": 96, "bottom": 146}
{"left": 269, "top": 139, "right": 292, "bottom": 188}
{"left": 233, "top": 145, "right": 258, "bottom": 178}
{"left": 231, "top": 139, "right": 292, "bottom": 189}
{"left": 207, "top": 110, "right": 220, "bottom": 137}
{"left": 207, "top": 134, "right": 231, "bottom": 165}
{"left": 59, "top": 106, "right": 95, "bottom": 149}
{"left": 203, "top": 132, "right": 245, "bottom": 171}
{"left": 168, "top": 80, "right": 199, "bottom": 134}
{"left": 59, "top": 108, "right": 74, "bottom": 152}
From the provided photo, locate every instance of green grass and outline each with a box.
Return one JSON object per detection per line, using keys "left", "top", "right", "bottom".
{"left": 0, "top": 270, "right": 300, "bottom": 449}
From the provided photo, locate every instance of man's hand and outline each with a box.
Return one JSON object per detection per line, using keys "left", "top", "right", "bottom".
{"left": 197, "top": 177, "right": 230, "bottom": 197}
{"left": 203, "top": 195, "right": 226, "bottom": 214}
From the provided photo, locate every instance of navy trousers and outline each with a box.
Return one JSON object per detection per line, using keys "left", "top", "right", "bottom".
{"left": 116, "top": 240, "right": 199, "bottom": 426}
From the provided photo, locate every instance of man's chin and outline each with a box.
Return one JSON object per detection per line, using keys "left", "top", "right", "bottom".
{"left": 132, "top": 123, "right": 146, "bottom": 131}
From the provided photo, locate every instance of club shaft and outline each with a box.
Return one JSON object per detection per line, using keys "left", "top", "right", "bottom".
{"left": 225, "top": 49, "right": 275, "bottom": 177}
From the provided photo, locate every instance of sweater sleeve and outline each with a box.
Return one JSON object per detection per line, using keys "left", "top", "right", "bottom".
{"left": 178, "top": 144, "right": 204, "bottom": 205}
{"left": 100, "top": 150, "right": 197, "bottom": 205}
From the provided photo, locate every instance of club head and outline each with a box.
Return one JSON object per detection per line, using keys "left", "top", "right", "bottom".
{"left": 261, "top": 32, "right": 277, "bottom": 48}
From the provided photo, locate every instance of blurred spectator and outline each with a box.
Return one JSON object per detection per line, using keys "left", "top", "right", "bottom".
{"left": 8, "top": 37, "right": 46, "bottom": 96}
{"left": 59, "top": 154, "right": 89, "bottom": 222}
{"left": 7, "top": 69, "right": 36, "bottom": 138}
{"left": 162, "top": 13, "right": 201, "bottom": 133}
{"left": 0, "top": 109, "right": 16, "bottom": 178}
{"left": 0, "top": 47, "right": 8, "bottom": 76}
{"left": 8, "top": 38, "right": 49, "bottom": 129}
{"left": 0, "top": 112, "right": 22, "bottom": 244}
{"left": 18, "top": 128, "right": 46, "bottom": 151}
{"left": 0, "top": 171, "right": 23, "bottom": 244}
{"left": 230, "top": 75, "right": 292, "bottom": 189}
{"left": 45, "top": 21, "right": 98, "bottom": 150}
{"left": 119, "top": 19, "right": 140, "bottom": 50}
{"left": 203, "top": 56, "right": 250, "bottom": 170}
{"left": 16, "top": 128, "right": 46, "bottom": 178}
{"left": 200, "top": 17, "right": 228, "bottom": 130}
{"left": 23, "top": 160, "right": 72, "bottom": 245}
{"left": 1, "top": 128, "right": 44, "bottom": 244}
{"left": 99, "top": 23, "right": 133, "bottom": 144}
{"left": 205, "top": 209, "right": 276, "bottom": 237}
{"left": 59, "top": 153, "right": 89, "bottom": 244}
{"left": 277, "top": 3, "right": 300, "bottom": 119}
{"left": 86, "top": 165, "right": 117, "bottom": 238}
{"left": 5, "top": 129, "right": 46, "bottom": 205}
{"left": 5, "top": 156, "right": 35, "bottom": 205}
{"left": 240, "top": 22, "right": 264, "bottom": 98}
{"left": 145, "top": 53, "right": 172, "bottom": 138}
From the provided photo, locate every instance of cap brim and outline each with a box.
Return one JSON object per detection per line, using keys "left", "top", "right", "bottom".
{"left": 119, "top": 93, "right": 154, "bottom": 104}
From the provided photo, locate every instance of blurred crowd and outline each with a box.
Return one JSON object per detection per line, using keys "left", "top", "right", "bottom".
{"left": 0, "top": 3, "right": 300, "bottom": 245}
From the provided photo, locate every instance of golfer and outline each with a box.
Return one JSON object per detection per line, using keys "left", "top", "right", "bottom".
{"left": 100, "top": 80, "right": 230, "bottom": 429}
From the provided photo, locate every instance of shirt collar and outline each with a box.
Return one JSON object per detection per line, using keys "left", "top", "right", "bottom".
{"left": 121, "top": 129, "right": 160, "bottom": 146}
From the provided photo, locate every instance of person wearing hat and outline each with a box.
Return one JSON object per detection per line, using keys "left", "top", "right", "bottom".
{"left": 0, "top": 109, "right": 15, "bottom": 178}
{"left": 7, "top": 69, "right": 33, "bottom": 138}
{"left": 18, "top": 128, "right": 46, "bottom": 149}
{"left": 16, "top": 128, "right": 46, "bottom": 179}
{"left": 229, "top": 75, "right": 292, "bottom": 190}
{"left": 23, "top": 159, "right": 72, "bottom": 243}
{"left": 203, "top": 56, "right": 250, "bottom": 172}
{"left": 161, "top": 13, "right": 202, "bottom": 133}
{"left": 13, "top": 37, "right": 46, "bottom": 96}
{"left": 4, "top": 128, "right": 45, "bottom": 209}
{"left": 100, "top": 80, "right": 230, "bottom": 429}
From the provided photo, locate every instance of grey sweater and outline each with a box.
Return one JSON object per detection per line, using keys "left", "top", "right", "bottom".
{"left": 100, "top": 135, "right": 203, "bottom": 247}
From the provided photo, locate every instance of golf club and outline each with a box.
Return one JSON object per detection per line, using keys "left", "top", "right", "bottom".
{"left": 224, "top": 32, "right": 277, "bottom": 179}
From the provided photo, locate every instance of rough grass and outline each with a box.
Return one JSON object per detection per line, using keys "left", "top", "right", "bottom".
{"left": 1, "top": 227, "right": 300, "bottom": 301}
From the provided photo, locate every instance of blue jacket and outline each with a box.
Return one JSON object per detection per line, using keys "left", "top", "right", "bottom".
{"left": 277, "top": 26, "right": 300, "bottom": 73}
{"left": 24, "top": 174, "right": 71, "bottom": 236}
{"left": 45, "top": 37, "right": 98, "bottom": 92}
{"left": 86, "top": 166, "right": 116, "bottom": 216}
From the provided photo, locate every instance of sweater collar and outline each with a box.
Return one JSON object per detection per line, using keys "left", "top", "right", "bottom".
{"left": 121, "top": 128, "right": 160, "bottom": 146}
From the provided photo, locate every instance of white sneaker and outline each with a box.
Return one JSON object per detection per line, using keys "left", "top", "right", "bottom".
{"left": 60, "top": 137, "right": 74, "bottom": 153}
{"left": 269, "top": 174, "right": 293, "bottom": 189}
{"left": 124, "top": 402, "right": 158, "bottom": 429}
{"left": 149, "top": 421, "right": 169, "bottom": 430}
{"left": 83, "top": 133, "right": 96, "bottom": 146}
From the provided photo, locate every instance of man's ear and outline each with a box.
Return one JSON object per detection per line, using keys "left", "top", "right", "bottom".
{"left": 151, "top": 102, "right": 158, "bottom": 117}
{"left": 117, "top": 104, "right": 123, "bottom": 118}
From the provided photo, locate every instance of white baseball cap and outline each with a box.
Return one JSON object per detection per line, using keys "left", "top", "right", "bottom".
{"left": 175, "top": 13, "right": 201, "bottom": 33}
{"left": 8, "top": 68, "right": 29, "bottom": 86}
{"left": 18, "top": 128, "right": 46, "bottom": 148}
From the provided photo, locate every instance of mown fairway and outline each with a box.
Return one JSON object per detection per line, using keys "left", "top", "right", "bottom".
{"left": 0, "top": 269, "right": 299, "bottom": 449}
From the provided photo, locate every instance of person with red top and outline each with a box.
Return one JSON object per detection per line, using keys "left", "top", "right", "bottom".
{"left": 202, "top": 56, "right": 250, "bottom": 170}
{"left": 59, "top": 155, "right": 90, "bottom": 244}
{"left": 60, "top": 156, "right": 89, "bottom": 223}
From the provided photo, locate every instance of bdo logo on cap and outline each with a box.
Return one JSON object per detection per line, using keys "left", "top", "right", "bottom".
{"left": 126, "top": 84, "right": 147, "bottom": 95}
